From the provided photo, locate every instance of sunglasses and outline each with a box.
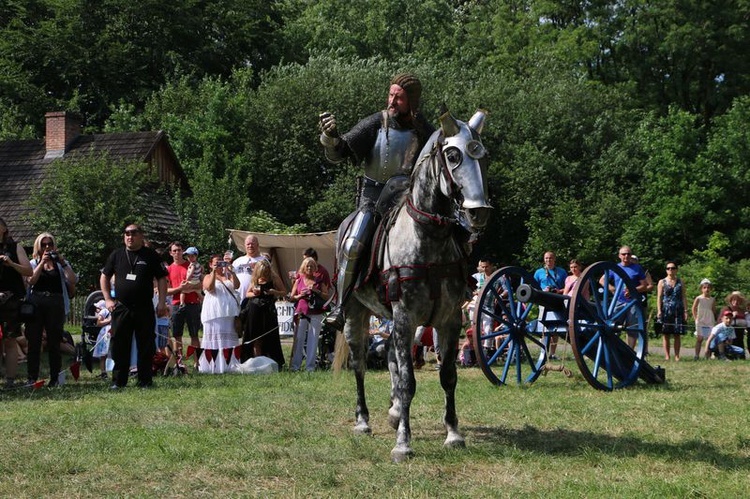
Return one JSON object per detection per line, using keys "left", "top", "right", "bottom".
{"left": 41, "top": 241, "right": 54, "bottom": 247}
{"left": 124, "top": 230, "right": 141, "bottom": 236}
{"left": 667, "top": 267, "right": 677, "bottom": 270}
{"left": 619, "top": 252, "right": 631, "bottom": 256}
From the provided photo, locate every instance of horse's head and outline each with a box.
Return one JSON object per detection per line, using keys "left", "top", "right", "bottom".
{"left": 438, "top": 110, "right": 492, "bottom": 231}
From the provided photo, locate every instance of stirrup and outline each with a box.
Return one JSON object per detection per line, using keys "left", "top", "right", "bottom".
{"left": 325, "top": 306, "right": 345, "bottom": 330}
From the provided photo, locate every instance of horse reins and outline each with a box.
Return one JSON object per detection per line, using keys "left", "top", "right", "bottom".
{"left": 405, "top": 135, "right": 460, "bottom": 228}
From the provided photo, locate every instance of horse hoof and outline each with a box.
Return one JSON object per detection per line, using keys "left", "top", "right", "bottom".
{"left": 353, "top": 423, "right": 372, "bottom": 435}
{"left": 391, "top": 446, "right": 414, "bottom": 463}
{"left": 444, "top": 434, "right": 466, "bottom": 449}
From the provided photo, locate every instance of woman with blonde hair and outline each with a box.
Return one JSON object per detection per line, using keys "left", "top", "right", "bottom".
{"left": 290, "top": 257, "right": 329, "bottom": 372}
{"left": 0, "top": 217, "right": 33, "bottom": 387}
{"left": 27, "top": 232, "right": 77, "bottom": 386}
{"left": 241, "top": 259, "right": 286, "bottom": 367}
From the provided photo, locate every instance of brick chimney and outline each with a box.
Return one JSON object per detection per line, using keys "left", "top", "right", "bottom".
{"left": 44, "top": 111, "right": 81, "bottom": 159}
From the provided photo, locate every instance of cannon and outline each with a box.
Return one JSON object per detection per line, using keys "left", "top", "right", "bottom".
{"left": 471, "top": 262, "right": 666, "bottom": 391}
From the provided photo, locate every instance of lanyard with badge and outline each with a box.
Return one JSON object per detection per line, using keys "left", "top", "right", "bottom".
{"left": 125, "top": 249, "right": 139, "bottom": 281}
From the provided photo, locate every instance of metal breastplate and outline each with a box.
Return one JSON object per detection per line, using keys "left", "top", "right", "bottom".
{"left": 364, "top": 127, "right": 421, "bottom": 183}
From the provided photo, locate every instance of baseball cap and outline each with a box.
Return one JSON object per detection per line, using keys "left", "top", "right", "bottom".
{"left": 699, "top": 278, "right": 712, "bottom": 286}
{"left": 723, "top": 310, "right": 733, "bottom": 317}
{"left": 184, "top": 247, "right": 199, "bottom": 255}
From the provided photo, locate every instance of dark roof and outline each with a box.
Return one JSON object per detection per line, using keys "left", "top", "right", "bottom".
{"left": 0, "top": 139, "right": 48, "bottom": 245}
{"left": 0, "top": 131, "right": 188, "bottom": 246}
{"left": 72, "top": 131, "right": 161, "bottom": 160}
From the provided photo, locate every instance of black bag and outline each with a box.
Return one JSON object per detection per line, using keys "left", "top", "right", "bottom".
{"left": 306, "top": 291, "right": 325, "bottom": 311}
{"left": 19, "top": 299, "right": 36, "bottom": 321}
{"left": 653, "top": 317, "right": 663, "bottom": 335}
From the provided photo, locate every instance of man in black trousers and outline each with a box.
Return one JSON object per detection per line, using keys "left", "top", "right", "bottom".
{"left": 101, "top": 223, "right": 168, "bottom": 389}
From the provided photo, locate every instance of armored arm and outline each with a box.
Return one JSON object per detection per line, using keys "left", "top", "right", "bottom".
{"left": 319, "top": 112, "right": 347, "bottom": 164}
{"left": 319, "top": 111, "right": 381, "bottom": 166}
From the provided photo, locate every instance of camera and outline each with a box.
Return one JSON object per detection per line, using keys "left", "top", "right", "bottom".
{"left": 217, "top": 261, "right": 229, "bottom": 268}
{"left": 48, "top": 251, "right": 60, "bottom": 262}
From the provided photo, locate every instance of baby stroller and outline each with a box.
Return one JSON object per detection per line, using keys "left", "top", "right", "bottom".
{"left": 317, "top": 318, "right": 337, "bottom": 370}
{"left": 75, "top": 290, "right": 104, "bottom": 373}
{"left": 80, "top": 291, "right": 104, "bottom": 347}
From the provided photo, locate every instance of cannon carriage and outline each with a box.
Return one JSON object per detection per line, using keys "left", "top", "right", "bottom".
{"left": 471, "top": 262, "right": 666, "bottom": 391}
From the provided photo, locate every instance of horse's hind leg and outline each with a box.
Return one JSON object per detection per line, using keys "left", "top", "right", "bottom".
{"left": 345, "top": 308, "right": 371, "bottom": 435}
{"left": 438, "top": 323, "right": 465, "bottom": 449}
{"left": 388, "top": 312, "right": 416, "bottom": 462}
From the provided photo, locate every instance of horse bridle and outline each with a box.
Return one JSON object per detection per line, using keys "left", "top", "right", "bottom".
{"left": 405, "top": 134, "right": 462, "bottom": 228}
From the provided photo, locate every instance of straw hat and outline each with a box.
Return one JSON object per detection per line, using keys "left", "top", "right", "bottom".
{"left": 725, "top": 291, "right": 746, "bottom": 306}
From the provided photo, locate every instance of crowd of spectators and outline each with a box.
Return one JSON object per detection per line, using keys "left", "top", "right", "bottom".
{"left": 458, "top": 248, "right": 750, "bottom": 368}
{"left": 0, "top": 220, "right": 344, "bottom": 387}
{"left": 4, "top": 223, "right": 750, "bottom": 390}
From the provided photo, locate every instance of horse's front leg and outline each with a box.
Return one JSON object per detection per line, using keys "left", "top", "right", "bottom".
{"left": 345, "top": 313, "right": 371, "bottom": 435}
{"left": 389, "top": 313, "right": 416, "bottom": 462}
{"left": 387, "top": 333, "right": 401, "bottom": 430}
{"left": 438, "top": 321, "right": 465, "bottom": 449}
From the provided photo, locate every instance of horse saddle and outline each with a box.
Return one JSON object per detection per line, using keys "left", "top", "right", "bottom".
{"left": 345, "top": 175, "right": 410, "bottom": 295}
{"left": 360, "top": 200, "right": 465, "bottom": 306}
{"left": 351, "top": 175, "right": 465, "bottom": 306}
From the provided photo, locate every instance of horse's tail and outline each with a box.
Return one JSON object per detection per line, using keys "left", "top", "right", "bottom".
{"left": 332, "top": 331, "right": 350, "bottom": 373}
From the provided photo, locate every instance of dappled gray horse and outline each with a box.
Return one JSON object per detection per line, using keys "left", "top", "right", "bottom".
{"left": 338, "top": 110, "right": 491, "bottom": 461}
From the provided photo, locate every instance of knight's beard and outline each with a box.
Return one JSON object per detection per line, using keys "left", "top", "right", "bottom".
{"left": 388, "top": 107, "right": 411, "bottom": 122}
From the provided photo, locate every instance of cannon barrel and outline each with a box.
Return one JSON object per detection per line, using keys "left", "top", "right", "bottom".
{"left": 516, "top": 284, "right": 569, "bottom": 313}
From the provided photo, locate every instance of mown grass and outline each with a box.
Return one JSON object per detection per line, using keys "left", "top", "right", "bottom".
{"left": 1, "top": 350, "right": 749, "bottom": 498}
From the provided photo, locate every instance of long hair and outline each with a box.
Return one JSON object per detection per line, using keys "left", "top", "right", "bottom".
{"left": 32, "top": 232, "right": 56, "bottom": 260}
{"left": 0, "top": 217, "right": 14, "bottom": 246}
{"left": 251, "top": 259, "right": 273, "bottom": 287}
{"left": 297, "top": 257, "right": 318, "bottom": 275}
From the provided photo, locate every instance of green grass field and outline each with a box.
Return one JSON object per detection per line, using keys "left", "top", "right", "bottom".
{"left": 1, "top": 346, "right": 749, "bottom": 498}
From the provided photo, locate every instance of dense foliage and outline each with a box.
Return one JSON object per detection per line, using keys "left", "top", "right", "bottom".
{"left": 27, "top": 153, "right": 154, "bottom": 289}
{"left": 6, "top": 0, "right": 750, "bottom": 287}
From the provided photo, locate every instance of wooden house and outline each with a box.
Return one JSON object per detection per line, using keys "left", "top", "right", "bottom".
{"left": 0, "top": 111, "right": 189, "bottom": 246}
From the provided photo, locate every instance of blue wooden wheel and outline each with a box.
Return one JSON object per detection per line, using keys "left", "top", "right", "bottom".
{"left": 568, "top": 261, "right": 647, "bottom": 391}
{"left": 472, "top": 266, "right": 550, "bottom": 386}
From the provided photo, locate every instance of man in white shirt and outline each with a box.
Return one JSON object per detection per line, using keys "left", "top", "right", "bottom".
{"left": 472, "top": 257, "right": 495, "bottom": 292}
{"left": 231, "top": 235, "right": 268, "bottom": 304}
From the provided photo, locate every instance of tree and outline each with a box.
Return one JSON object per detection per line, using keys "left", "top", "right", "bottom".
{"left": 614, "top": 0, "right": 750, "bottom": 121}
{"left": 0, "top": 0, "right": 283, "bottom": 131}
{"left": 107, "top": 73, "right": 255, "bottom": 253}
{"left": 170, "top": 162, "right": 255, "bottom": 257}
{"left": 697, "top": 95, "right": 750, "bottom": 258}
{"left": 276, "top": 0, "right": 458, "bottom": 63}
{"left": 27, "top": 153, "right": 155, "bottom": 289}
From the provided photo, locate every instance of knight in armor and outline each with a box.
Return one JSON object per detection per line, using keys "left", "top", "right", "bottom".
{"left": 319, "top": 73, "right": 434, "bottom": 329}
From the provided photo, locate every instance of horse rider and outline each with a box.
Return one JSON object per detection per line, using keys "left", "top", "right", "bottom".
{"left": 319, "top": 73, "right": 435, "bottom": 329}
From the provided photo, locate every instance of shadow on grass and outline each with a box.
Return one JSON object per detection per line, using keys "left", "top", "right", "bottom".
{"left": 465, "top": 423, "right": 748, "bottom": 470}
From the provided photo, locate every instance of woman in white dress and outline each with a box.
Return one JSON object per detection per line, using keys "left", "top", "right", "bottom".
{"left": 199, "top": 254, "right": 241, "bottom": 373}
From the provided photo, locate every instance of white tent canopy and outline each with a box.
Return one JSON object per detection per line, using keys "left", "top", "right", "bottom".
{"left": 226, "top": 229, "right": 337, "bottom": 288}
